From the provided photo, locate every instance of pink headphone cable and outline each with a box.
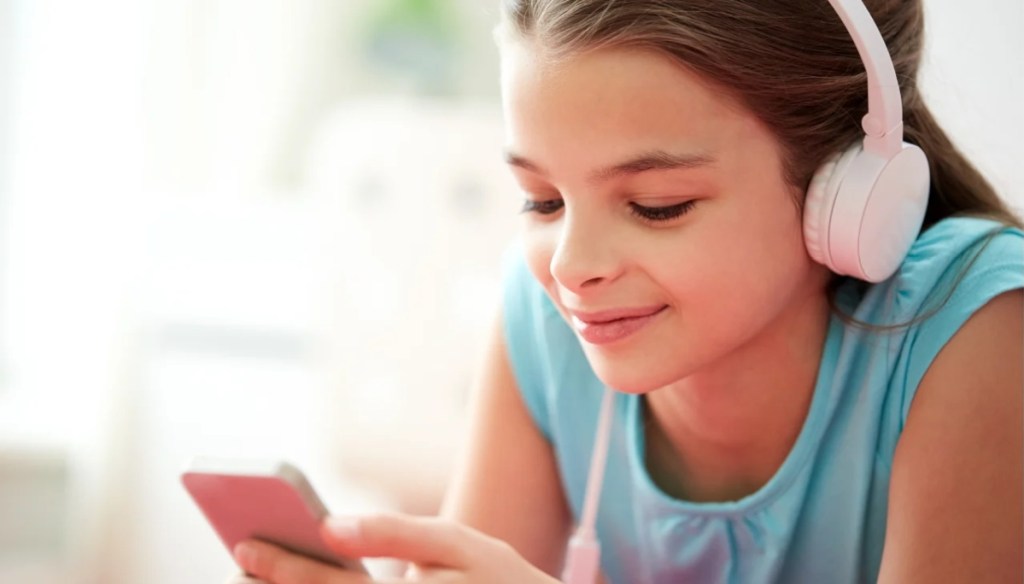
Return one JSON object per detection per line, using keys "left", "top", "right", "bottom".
{"left": 561, "top": 388, "right": 615, "bottom": 584}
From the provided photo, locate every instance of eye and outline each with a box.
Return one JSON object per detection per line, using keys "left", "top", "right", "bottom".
{"left": 629, "top": 200, "right": 697, "bottom": 222}
{"left": 520, "top": 199, "right": 565, "bottom": 215}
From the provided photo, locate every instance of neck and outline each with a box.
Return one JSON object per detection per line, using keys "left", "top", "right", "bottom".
{"left": 644, "top": 288, "right": 832, "bottom": 503}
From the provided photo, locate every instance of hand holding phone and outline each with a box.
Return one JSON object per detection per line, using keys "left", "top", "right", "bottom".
{"left": 181, "top": 457, "right": 367, "bottom": 575}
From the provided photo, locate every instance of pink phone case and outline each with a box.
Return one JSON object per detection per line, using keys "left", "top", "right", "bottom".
{"left": 181, "top": 458, "right": 366, "bottom": 574}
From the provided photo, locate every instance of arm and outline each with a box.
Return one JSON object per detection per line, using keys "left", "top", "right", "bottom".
{"left": 440, "top": 308, "right": 573, "bottom": 575}
{"left": 878, "top": 289, "right": 1023, "bottom": 582}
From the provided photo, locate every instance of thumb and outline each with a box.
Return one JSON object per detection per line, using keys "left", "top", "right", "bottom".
{"left": 320, "top": 513, "right": 478, "bottom": 568}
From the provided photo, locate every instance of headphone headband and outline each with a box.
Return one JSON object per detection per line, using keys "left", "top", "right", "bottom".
{"left": 827, "top": 0, "right": 904, "bottom": 158}
{"left": 805, "top": 0, "right": 930, "bottom": 282}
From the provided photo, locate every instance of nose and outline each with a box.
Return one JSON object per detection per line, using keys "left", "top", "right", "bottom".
{"left": 549, "top": 207, "right": 622, "bottom": 293}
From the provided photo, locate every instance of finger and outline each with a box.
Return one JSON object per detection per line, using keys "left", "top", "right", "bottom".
{"left": 320, "top": 513, "right": 488, "bottom": 568}
{"left": 234, "top": 540, "right": 372, "bottom": 584}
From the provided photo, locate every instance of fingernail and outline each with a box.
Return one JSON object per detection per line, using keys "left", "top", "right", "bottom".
{"left": 234, "top": 542, "right": 256, "bottom": 569}
{"left": 323, "top": 516, "right": 361, "bottom": 540}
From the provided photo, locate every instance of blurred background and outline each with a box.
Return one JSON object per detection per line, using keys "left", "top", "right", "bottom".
{"left": 0, "top": 1, "right": 1020, "bottom": 583}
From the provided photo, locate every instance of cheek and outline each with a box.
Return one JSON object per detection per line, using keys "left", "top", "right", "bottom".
{"left": 647, "top": 208, "right": 812, "bottom": 332}
{"left": 701, "top": 188, "right": 809, "bottom": 284}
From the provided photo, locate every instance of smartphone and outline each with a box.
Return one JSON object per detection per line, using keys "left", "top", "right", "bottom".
{"left": 181, "top": 457, "right": 367, "bottom": 574}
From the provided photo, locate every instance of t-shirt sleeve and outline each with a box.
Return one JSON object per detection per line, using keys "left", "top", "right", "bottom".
{"left": 897, "top": 221, "right": 1024, "bottom": 425}
{"left": 501, "top": 243, "right": 555, "bottom": 441}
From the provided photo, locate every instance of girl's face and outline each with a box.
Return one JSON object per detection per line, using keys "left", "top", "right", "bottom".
{"left": 500, "top": 42, "right": 832, "bottom": 393}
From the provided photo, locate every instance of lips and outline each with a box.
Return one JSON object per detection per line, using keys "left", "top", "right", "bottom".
{"left": 569, "top": 305, "right": 667, "bottom": 345}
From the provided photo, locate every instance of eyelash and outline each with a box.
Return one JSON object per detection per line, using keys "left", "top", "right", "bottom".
{"left": 519, "top": 198, "right": 697, "bottom": 222}
{"left": 629, "top": 200, "right": 697, "bottom": 222}
{"left": 520, "top": 199, "right": 564, "bottom": 215}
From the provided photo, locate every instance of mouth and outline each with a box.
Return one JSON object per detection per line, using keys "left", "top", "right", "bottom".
{"left": 569, "top": 305, "right": 668, "bottom": 345}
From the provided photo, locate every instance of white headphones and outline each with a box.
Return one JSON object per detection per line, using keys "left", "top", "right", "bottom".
{"left": 562, "top": 2, "right": 931, "bottom": 583}
{"left": 803, "top": 0, "right": 931, "bottom": 283}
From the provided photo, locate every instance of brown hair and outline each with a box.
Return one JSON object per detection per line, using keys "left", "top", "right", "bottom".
{"left": 498, "top": 0, "right": 1021, "bottom": 328}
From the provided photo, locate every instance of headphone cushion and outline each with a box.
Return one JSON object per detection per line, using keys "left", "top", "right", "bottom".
{"left": 804, "top": 145, "right": 860, "bottom": 268}
{"left": 841, "top": 143, "right": 930, "bottom": 281}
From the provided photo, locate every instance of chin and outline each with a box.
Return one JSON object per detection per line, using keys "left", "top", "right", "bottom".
{"left": 585, "top": 351, "right": 685, "bottom": 395}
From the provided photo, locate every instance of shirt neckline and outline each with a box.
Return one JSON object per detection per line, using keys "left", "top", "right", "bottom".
{"left": 626, "top": 312, "right": 844, "bottom": 518}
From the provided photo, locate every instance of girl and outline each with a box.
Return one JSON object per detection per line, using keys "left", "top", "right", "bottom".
{"left": 231, "top": 1, "right": 1023, "bottom": 582}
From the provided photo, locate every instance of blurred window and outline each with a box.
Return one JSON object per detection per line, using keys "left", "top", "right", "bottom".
{"left": 0, "top": 0, "right": 18, "bottom": 392}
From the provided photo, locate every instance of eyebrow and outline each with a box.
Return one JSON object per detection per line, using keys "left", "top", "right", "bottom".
{"left": 504, "top": 149, "right": 715, "bottom": 183}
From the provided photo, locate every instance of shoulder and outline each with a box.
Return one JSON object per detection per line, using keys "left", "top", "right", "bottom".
{"left": 892, "top": 216, "right": 1022, "bottom": 312}
{"left": 879, "top": 287, "right": 1022, "bottom": 582}
{"left": 893, "top": 217, "right": 1022, "bottom": 407}
{"left": 500, "top": 243, "right": 588, "bottom": 441}
{"left": 867, "top": 218, "right": 1023, "bottom": 581}
{"left": 838, "top": 216, "right": 1022, "bottom": 328}
{"left": 501, "top": 242, "right": 560, "bottom": 325}
{"left": 500, "top": 242, "right": 574, "bottom": 366}
{"left": 829, "top": 217, "right": 1022, "bottom": 455}
{"left": 861, "top": 217, "right": 1020, "bottom": 364}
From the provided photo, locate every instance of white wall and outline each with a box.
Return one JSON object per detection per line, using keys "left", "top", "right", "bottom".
{"left": 920, "top": 0, "right": 1024, "bottom": 211}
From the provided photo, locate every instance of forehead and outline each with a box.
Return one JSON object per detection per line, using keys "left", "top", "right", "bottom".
{"left": 499, "top": 41, "right": 761, "bottom": 164}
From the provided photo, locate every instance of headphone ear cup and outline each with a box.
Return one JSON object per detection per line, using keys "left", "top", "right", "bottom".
{"left": 833, "top": 142, "right": 930, "bottom": 282}
{"left": 803, "top": 145, "right": 861, "bottom": 269}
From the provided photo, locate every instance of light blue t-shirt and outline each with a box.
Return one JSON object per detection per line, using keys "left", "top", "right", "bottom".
{"left": 502, "top": 217, "right": 1023, "bottom": 584}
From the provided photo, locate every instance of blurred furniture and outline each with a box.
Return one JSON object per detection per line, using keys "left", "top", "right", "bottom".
{"left": 306, "top": 97, "right": 521, "bottom": 514}
{"left": 0, "top": 446, "right": 71, "bottom": 584}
